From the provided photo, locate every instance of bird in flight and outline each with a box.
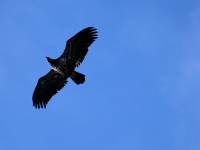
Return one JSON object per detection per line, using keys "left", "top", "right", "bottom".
{"left": 32, "top": 27, "right": 98, "bottom": 108}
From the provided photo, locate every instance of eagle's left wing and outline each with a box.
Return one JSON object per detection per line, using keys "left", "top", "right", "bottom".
{"left": 61, "top": 27, "right": 98, "bottom": 67}
{"left": 32, "top": 70, "right": 67, "bottom": 108}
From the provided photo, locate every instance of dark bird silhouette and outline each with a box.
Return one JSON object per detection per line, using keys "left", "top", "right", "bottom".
{"left": 32, "top": 27, "right": 98, "bottom": 108}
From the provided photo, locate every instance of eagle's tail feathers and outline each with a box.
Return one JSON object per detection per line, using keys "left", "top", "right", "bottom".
{"left": 70, "top": 71, "right": 85, "bottom": 84}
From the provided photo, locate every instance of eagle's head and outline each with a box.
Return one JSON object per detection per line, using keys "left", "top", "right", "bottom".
{"left": 46, "top": 57, "right": 57, "bottom": 67}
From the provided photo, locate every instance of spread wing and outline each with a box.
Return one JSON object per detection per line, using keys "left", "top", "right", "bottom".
{"left": 32, "top": 70, "right": 67, "bottom": 108}
{"left": 61, "top": 27, "right": 98, "bottom": 66}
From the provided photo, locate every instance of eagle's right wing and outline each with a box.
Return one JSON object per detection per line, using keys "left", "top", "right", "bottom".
{"left": 32, "top": 70, "right": 67, "bottom": 108}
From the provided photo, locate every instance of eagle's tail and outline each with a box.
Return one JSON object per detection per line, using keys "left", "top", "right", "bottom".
{"left": 70, "top": 71, "right": 85, "bottom": 84}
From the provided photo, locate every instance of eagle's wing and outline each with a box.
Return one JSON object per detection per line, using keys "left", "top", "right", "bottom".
{"left": 61, "top": 27, "right": 98, "bottom": 66}
{"left": 32, "top": 70, "right": 67, "bottom": 108}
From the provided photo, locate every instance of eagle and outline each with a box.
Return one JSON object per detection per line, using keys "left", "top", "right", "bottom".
{"left": 32, "top": 27, "right": 98, "bottom": 108}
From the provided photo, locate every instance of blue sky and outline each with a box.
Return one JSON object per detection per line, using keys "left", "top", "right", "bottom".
{"left": 0, "top": 0, "right": 200, "bottom": 149}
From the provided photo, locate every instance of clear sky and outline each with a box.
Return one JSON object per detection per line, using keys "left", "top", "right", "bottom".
{"left": 0, "top": 0, "right": 200, "bottom": 150}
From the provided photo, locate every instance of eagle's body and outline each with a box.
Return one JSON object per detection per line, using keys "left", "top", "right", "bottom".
{"left": 32, "top": 27, "right": 98, "bottom": 108}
